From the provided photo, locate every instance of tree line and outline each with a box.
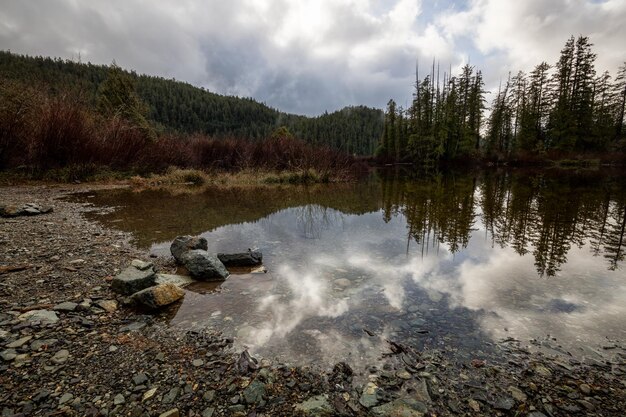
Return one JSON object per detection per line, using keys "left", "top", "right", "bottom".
{"left": 0, "top": 51, "right": 383, "bottom": 155}
{"left": 378, "top": 36, "right": 626, "bottom": 164}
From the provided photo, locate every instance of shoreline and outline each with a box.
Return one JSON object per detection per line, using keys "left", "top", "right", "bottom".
{"left": 1, "top": 184, "right": 625, "bottom": 416}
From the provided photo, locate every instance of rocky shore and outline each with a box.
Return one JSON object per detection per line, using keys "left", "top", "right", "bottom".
{"left": 1, "top": 184, "right": 625, "bottom": 416}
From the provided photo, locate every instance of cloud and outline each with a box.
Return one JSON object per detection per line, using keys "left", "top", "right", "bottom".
{"left": 2, "top": 0, "right": 622, "bottom": 115}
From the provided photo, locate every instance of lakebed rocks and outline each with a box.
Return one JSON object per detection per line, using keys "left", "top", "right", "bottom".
{"left": 0, "top": 202, "right": 53, "bottom": 218}
{"left": 1, "top": 184, "right": 625, "bottom": 416}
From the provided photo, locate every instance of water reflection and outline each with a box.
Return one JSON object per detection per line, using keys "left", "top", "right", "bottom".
{"left": 73, "top": 169, "right": 626, "bottom": 368}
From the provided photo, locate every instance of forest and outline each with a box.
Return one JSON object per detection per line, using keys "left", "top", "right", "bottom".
{"left": 378, "top": 36, "right": 626, "bottom": 165}
{"left": 0, "top": 51, "right": 383, "bottom": 156}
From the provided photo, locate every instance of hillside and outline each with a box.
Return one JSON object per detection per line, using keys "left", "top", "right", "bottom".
{"left": 0, "top": 51, "right": 383, "bottom": 155}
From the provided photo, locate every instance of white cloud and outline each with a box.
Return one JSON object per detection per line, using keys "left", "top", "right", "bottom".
{"left": 1, "top": 0, "right": 623, "bottom": 114}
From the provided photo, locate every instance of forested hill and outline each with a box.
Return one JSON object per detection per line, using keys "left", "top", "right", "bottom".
{"left": 0, "top": 51, "right": 383, "bottom": 155}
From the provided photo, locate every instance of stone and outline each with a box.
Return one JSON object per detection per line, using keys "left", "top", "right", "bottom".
{"left": 468, "top": 399, "right": 480, "bottom": 412}
{"left": 396, "top": 370, "right": 412, "bottom": 380}
{"left": 494, "top": 396, "right": 515, "bottom": 410}
{"left": 18, "top": 309, "right": 59, "bottom": 324}
{"left": 142, "top": 387, "right": 157, "bottom": 402}
{"left": 96, "top": 300, "right": 118, "bottom": 312}
{"left": 113, "top": 394, "right": 125, "bottom": 405}
{"left": 217, "top": 250, "right": 263, "bottom": 267}
{"left": 111, "top": 266, "right": 156, "bottom": 295}
{"left": 201, "top": 407, "right": 215, "bottom": 417}
{"left": 131, "top": 259, "right": 154, "bottom": 271}
{"left": 51, "top": 349, "right": 69, "bottom": 364}
{"left": 53, "top": 302, "right": 78, "bottom": 312}
{"left": 579, "top": 383, "right": 591, "bottom": 395}
{"left": 159, "top": 409, "right": 179, "bottom": 417}
{"left": 192, "top": 359, "right": 204, "bottom": 367}
{"left": 155, "top": 273, "right": 196, "bottom": 288}
{"left": 6, "top": 335, "right": 32, "bottom": 348}
{"left": 59, "top": 393, "right": 73, "bottom": 405}
{"left": 181, "top": 250, "right": 229, "bottom": 281}
{"left": 295, "top": 395, "right": 333, "bottom": 416}
{"left": 527, "top": 413, "right": 547, "bottom": 417}
{"left": 508, "top": 386, "right": 527, "bottom": 402}
{"left": 333, "top": 278, "right": 351, "bottom": 287}
{"left": 170, "top": 236, "right": 208, "bottom": 263}
{"left": 162, "top": 387, "right": 179, "bottom": 404}
{"left": 1, "top": 349, "right": 17, "bottom": 361}
{"left": 133, "top": 373, "right": 148, "bottom": 385}
{"left": 243, "top": 380, "right": 266, "bottom": 404}
{"left": 132, "top": 283, "right": 184, "bottom": 309}
{"left": 371, "top": 398, "right": 427, "bottom": 416}
{"left": 359, "top": 382, "right": 379, "bottom": 408}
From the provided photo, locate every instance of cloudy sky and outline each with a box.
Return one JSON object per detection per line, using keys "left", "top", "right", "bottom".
{"left": 1, "top": 0, "right": 625, "bottom": 115}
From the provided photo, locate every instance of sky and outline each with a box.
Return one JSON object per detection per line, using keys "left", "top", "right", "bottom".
{"left": 1, "top": 0, "right": 625, "bottom": 116}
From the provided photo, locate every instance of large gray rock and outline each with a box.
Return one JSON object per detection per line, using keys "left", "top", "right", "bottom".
{"left": 132, "top": 283, "right": 185, "bottom": 309}
{"left": 181, "top": 250, "right": 229, "bottom": 281}
{"left": 111, "top": 265, "right": 156, "bottom": 295}
{"left": 217, "top": 250, "right": 263, "bottom": 266}
{"left": 170, "top": 236, "right": 208, "bottom": 263}
{"left": 18, "top": 309, "right": 59, "bottom": 324}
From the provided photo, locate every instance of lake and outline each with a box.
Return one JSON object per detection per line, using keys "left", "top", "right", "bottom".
{"left": 74, "top": 168, "right": 626, "bottom": 371}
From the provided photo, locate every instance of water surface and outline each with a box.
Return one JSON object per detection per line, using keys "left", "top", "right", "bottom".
{"left": 75, "top": 169, "right": 626, "bottom": 369}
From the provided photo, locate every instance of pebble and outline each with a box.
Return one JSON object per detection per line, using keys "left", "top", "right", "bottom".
{"left": 579, "top": 383, "right": 591, "bottom": 395}
{"left": 192, "top": 359, "right": 204, "bottom": 367}
{"left": 508, "top": 386, "right": 527, "bottom": 402}
{"left": 159, "top": 409, "right": 179, "bottom": 417}
{"left": 142, "top": 387, "right": 157, "bottom": 402}
{"left": 53, "top": 301, "right": 78, "bottom": 311}
{"left": 6, "top": 335, "right": 32, "bottom": 348}
{"left": 113, "top": 393, "right": 125, "bottom": 405}
{"left": 59, "top": 393, "right": 73, "bottom": 405}
{"left": 51, "top": 349, "right": 69, "bottom": 364}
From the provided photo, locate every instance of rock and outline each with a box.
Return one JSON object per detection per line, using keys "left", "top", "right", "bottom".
{"left": 162, "top": 387, "right": 179, "bottom": 404}
{"left": 579, "top": 383, "right": 591, "bottom": 395}
{"left": 508, "top": 386, "right": 527, "bottom": 402}
{"left": 1, "top": 349, "right": 17, "bottom": 361}
{"left": 132, "top": 373, "right": 148, "bottom": 385}
{"left": 243, "top": 380, "right": 266, "bottom": 404}
{"left": 295, "top": 395, "right": 333, "bottom": 416}
{"left": 170, "top": 236, "right": 208, "bottom": 263}
{"left": 18, "top": 309, "right": 59, "bottom": 324}
{"left": 527, "top": 413, "right": 547, "bottom": 417}
{"left": 217, "top": 250, "right": 263, "bottom": 266}
{"left": 131, "top": 259, "right": 154, "bottom": 271}
{"left": 155, "top": 273, "right": 196, "bottom": 288}
{"left": 493, "top": 396, "right": 515, "bottom": 410}
{"left": 59, "top": 393, "right": 73, "bottom": 405}
{"left": 181, "top": 250, "right": 229, "bottom": 281}
{"left": 113, "top": 393, "right": 125, "bottom": 405}
{"left": 159, "top": 409, "right": 179, "bottom": 417}
{"left": 531, "top": 362, "right": 552, "bottom": 377}
{"left": 396, "top": 370, "right": 412, "bottom": 380}
{"left": 371, "top": 398, "right": 427, "bottom": 416}
{"left": 96, "top": 300, "right": 118, "bottom": 312}
{"left": 119, "top": 322, "right": 146, "bottom": 332}
{"left": 334, "top": 278, "right": 351, "bottom": 288}
{"left": 51, "top": 349, "right": 69, "bottom": 364}
{"left": 53, "top": 301, "right": 78, "bottom": 312}
{"left": 1, "top": 204, "right": 53, "bottom": 218}
{"left": 468, "top": 399, "right": 480, "bottom": 412}
{"left": 201, "top": 407, "right": 215, "bottom": 417}
{"left": 132, "top": 283, "right": 184, "bottom": 309}
{"left": 111, "top": 266, "right": 156, "bottom": 295}
{"left": 192, "top": 359, "right": 204, "bottom": 367}
{"left": 6, "top": 335, "right": 32, "bottom": 348}
{"left": 359, "top": 382, "right": 379, "bottom": 408}
{"left": 142, "top": 387, "right": 157, "bottom": 402}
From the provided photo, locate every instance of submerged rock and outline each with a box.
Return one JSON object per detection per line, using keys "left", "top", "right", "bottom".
{"left": 111, "top": 265, "right": 156, "bottom": 295}
{"left": 170, "top": 236, "right": 208, "bottom": 263}
{"left": 217, "top": 249, "right": 263, "bottom": 267}
{"left": 181, "top": 250, "right": 229, "bottom": 281}
{"left": 132, "top": 283, "right": 185, "bottom": 309}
